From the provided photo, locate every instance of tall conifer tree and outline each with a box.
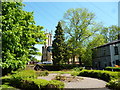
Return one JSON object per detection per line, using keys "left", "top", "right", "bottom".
{"left": 52, "top": 22, "right": 65, "bottom": 65}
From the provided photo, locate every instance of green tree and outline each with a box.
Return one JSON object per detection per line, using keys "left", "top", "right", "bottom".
{"left": 62, "top": 8, "right": 101, "bottom": 64}
{"left": 101, "top": 25, "right": 120, "bottom": 42}
{"left": 62, "top": 42, "right": 72, "bottom": 64}
{"left": 1, "top": 2, "right": 46, "bottom": 74}
{"left": 52, "top": 21, "right": 65, "bottom": 65}
{"left": 82, "top": 34, "right": 106, "bottom": 66}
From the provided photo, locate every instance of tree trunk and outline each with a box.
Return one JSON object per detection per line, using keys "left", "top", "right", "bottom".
{"left": 72, "top": 55, "right": 75, "bottom": 64}
{"left": 68, "top": 59, "right": 69, "bottom": 64}
{"left": 79, "top": 56, "right": 82, "bottom": 66}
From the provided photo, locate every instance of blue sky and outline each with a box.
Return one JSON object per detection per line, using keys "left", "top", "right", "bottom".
{"left": 23, "top": 2, "right": 118, "bottom": 60}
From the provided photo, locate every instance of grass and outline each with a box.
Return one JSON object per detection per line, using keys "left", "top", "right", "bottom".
{"left": 48, "top": 70, "right": 80, "bottom": 76}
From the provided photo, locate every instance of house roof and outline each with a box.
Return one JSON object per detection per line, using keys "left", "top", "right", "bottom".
{"left": 93, "top": 39, "right": 120, "bottom": 49}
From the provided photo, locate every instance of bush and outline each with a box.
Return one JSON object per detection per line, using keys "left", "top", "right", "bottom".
{"left": 71, "top": 67, "right": 83, "bottom": 71}
{"left": 106, "top": 72, "right": 120, "bottom": 90}
{"left": 11, "top": 70, "right": 36, "bottom": 80}
{"left": 20, "top": 79, "right": 39, "bottom": 89}
{"left": 47, "top": 80, "right": 64, "bottom": 89}
{"left": 36, "top": 64, "right": 80, "bottom": 71}
{"left": 35, "top": 71, "right": 49, "bottom": 77}
{"left": 9, "top": 70, "right": 64, "bottom": 89}
{"left": 71, "top": 71, "right": 80, "bottom": 76}
{"left": 0, "top": 84, "right": 18, "bottom": 90}
{"left": 78, "top": 70, "right": 118, "bottom": 82}
{"left": 105, "top": 67, "right": 120, "bottom": 71}
{"left": 33, "top": 79, "right": 49, "bottom": 88}
{"left": 106, "top": 79, "right": 120, "bottom": 90}
{"left": 12, "top": 78, "right": 64, "bottom": 89}
{"left": 10, "top": 70, "right": 37, "bottom": 88}
{"left": 23, "top": 79, "right": 64, "bottom": 89}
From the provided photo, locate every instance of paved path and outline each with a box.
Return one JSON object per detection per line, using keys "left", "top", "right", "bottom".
{"left": 64, "top": 76, "right": 110, "bottom": 89}
{"left": 37, "top": 73, "right": 110, "bottom": 89}
{"left": 37, "top": 73, "right": 58, "bottom": 80}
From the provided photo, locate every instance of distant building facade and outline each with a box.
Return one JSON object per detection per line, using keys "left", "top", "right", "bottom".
{"left": 41, "top": 33, "right": 52, "bottom": 62}
{"left": 92, "top": 40, "right": 120, "bottom": 69}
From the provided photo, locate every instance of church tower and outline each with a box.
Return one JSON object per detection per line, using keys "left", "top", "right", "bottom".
{"left": 41, "top": 32, "right": 52, "bottom": 62}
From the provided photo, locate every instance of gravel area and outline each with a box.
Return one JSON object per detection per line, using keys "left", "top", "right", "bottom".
{"left": 37, "top": 73, "right": 111, "bottom": 89}
{"left": 64, "top": 76, "right": 108, "bottom": 89}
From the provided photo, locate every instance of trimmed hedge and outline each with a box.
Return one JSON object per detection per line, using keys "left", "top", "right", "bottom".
{"left": 71, "top": 67, "right": 83, "bottom": 71}
{"left": 106, "top": 72, "right": 120, "bottom": 90}
{"left": 105, "top": 67, "right": 120, "bottom": 71}
{"left": 35, "top": 64, "right": 81, "bottom": 71}
{"left": 47, "top": 80, "right": 64, "bottom": 89}
{"left": 9, "top": 70, "right": 64, "bottom": 89}
{"left": 78, "top": 70, "right": 120, "bottom": 89}
{"left": 10, "top": 78, "right": 64, "bottom": 89}
{"left": 78, "top": 70, "right": 118, "bottom": 82}
{"left": 106, "top": 79, "right": 120, "bottom": 90}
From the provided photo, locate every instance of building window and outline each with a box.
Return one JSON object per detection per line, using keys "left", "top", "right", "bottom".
{"left": 116, "top": 60, "right": 120, "bottom": 65}
{"left": 103, "top": 49, "right": 106, "bottom": 56}
{"left": 105, "top": 64, "right": 107, "bottom": 67}
{"left": 109, "top": 62, "right": 111, "bottom": 66}
{"left": 114, "top": 46, "right": 118, "bottom": 55}
{"left": 98, "top": 62, "right": 101, "bottom": 68}
{"left": 113, "top": 61, "right": 115, "bottom": 64}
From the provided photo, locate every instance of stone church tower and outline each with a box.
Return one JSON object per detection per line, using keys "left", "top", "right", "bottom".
{"left": 41, "top": 32, "right": 52, "bottom": 62}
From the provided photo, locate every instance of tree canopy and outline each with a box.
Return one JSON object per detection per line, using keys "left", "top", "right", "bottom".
{"left": 1, "top": 2, "right": 46, "bottom": 74}
{"left": 61, "top": 8, "right": 102, "bottom": 64}
{"left": 101, "top": 25, "right": 120, "bottom": 42}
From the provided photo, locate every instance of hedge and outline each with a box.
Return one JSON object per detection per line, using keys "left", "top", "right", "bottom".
{"left": 34, "top": 64, "right": 81, "bottom": 71}
{"left": 106, "top": 79, "right": 120, "bottom": 90}
{"left": 78, "top": 70, "right": 118, "bottom": 82}
{"left": 10, "top": 78, "right": 64, "bottom": 89}
{"left": 105, "top": 67, "right": 120, "bottom": 71}
{"left": 77, "top": 70, "right": 120, "bottom": 90}
{"left": 9, "top": 70, "right": 64, "bottom": 89}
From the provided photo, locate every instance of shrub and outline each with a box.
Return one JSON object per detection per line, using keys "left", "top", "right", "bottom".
{"left": 71, "top": 71, "right": 80, "bottom": 76}
{"left": 47, "top": 80, "right": 64, "bottom": 89}
{"left": 78, "top": 70, "right": 120, "bottom": 89}
{"left": 71, "top": 67, "right": 83, "bottom": 71}
{"left": 105, "top": 67, "right": 120, "bottom": 71}
{"left": 20, "top": 79, "right": 39, "bottom": 89}
{"left": 33, "top": 79, "right": 49, "bottom": 88}
{"left": 37, "top": 64, "right": 80, "bottom": 71}
{"left": 54, "top": 74, "right": 66, "bottom": 81}
{"left": 9, "top": 70, "right": 64, "bottom": 89}
{"left": 0, "top": 84, "right": 18, "bottom": 90}
{"left": 106, "top": 79, "right": 120, "bottom": 90}
{"left": 12, "top": 78, "right": 64, "bottom": 89}
{"left": 35, "top": 71, "right": 49, "bottom": 77}
{"left": 11, "top": 70, "right": 36, "bottom": 79}
{"left": 10, "top": 70, "right": 37, "bottom": 88}
{"left": 78, "top": 70, "right": 118, "bottom": 82}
